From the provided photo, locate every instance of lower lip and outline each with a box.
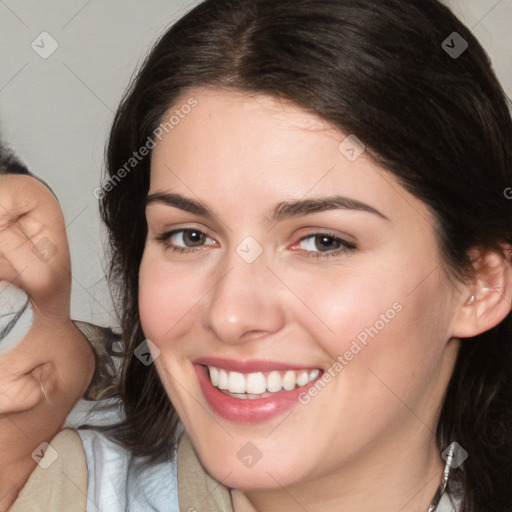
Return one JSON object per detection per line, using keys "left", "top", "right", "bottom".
{"left": 195, "top": 365, "right": 320, "bottom": 423}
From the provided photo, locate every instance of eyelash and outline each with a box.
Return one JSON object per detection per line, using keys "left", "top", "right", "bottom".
{"left": 156, "top": 229, "right": 216, "bottom": 254}
{"left": 294, "top": 232, "right": 357, "bottom": 258}
{"left": 155, "top": 229, "right": 357, "bottom": 258}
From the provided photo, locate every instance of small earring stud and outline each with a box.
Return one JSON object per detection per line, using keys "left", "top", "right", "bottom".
{"left": 468, "top": 295, "right": 475, "bottom": 305}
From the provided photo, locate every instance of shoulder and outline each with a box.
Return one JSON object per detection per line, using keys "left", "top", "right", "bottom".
{"left": 78, "top": 428, "right": 179, "bottom": 512}
{"left": 10, "top": 430, "right": 87, "bottom": 512}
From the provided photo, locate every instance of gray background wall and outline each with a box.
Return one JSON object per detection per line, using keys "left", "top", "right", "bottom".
{"left": 1, "top": 0, "right": 511, "bottom": 329}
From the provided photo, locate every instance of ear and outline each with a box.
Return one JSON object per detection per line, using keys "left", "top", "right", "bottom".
{"left": 451, "top": 246, "right": 512, "bottom": 338}
{"left": 0, "top": 359, "right": 54, "bottom": 414}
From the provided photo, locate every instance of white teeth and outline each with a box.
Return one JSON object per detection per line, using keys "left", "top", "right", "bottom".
{"left": 266, "top": 371, "right": 282, "bottom": 392}
{"left": 228, "top": 371, "right": 246, "bottom": 393}
{"left": 218, "top": 369, "right": 229, "bottom": 389}
{"left": 209, "top": 367, "right": 219, "bottom": 386}
{"left": 282, "top": 370, "right": 296, "bottom": 391}
{"left": 296, "top": 370, "right": 309, "bottom": 387}
{"left": 246, "top": 372, "right": 267, "bottom": 394}
{"left": 207, "top": 366, "right": 321, "bottom": 396}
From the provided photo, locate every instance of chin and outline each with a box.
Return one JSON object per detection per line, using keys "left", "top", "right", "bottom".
{"left": 196, "top": 445, "right": 309, "bottom": 492}
{"left": 210, "top": 465, "right": 295, "bottom": 491}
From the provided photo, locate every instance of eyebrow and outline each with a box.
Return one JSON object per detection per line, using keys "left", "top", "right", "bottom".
{"left": 271, "top": 196, "right": 390, "bottom": 222}
{"left": 146, "top": 192, "right": 214, "bottom": 218}
{"left": 145, "top": 192, "right": 389, "bottom": 222}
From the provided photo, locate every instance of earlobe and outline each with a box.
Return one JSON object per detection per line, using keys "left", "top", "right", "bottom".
{"left": 0, "top": 361, "right": 54, "bottom": 414}
{"left": 451, "top": 247, "right": 512, "bottom": 338}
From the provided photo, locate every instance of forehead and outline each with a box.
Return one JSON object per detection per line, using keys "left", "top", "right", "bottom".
{"left": 151, "top": 89, "right": 353, "bottom": 193}
{"left": 150, "top": 89, "right": 421, "bottom": 213}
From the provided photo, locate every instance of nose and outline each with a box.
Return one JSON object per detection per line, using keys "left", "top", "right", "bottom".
{"left": 201, "top": 254, "right": 287, "bottom": 345}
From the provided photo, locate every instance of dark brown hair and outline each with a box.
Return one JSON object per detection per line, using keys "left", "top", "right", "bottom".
{"left": 100, "top": 1, "right": 512, "bottom": 509}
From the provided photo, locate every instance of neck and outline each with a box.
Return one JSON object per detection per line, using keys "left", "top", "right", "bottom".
{"left": 235, "top": 434, "right": 444, "bottom": 512}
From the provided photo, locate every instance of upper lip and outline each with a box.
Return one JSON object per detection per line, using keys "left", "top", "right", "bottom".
{"left": 193, "top": 357, "right": 320, "bottom": 373}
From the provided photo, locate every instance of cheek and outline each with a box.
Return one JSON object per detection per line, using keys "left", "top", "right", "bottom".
{"left": 138, "top": 250, "right": 209, "bottom": 345}
{"left": 284, "top": 256, "right": 448, "bottom": 382}
{"left": 281, "top": 260, "right": 405, "bottom": 352}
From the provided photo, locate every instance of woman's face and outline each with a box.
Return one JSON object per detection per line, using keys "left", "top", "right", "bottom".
{"left": 139, "top": 88, "right": 462, "bottom": 490}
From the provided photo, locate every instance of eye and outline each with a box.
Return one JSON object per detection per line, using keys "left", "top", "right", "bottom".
{"left": 156, "top": 228, "right": 217, "bottom": 253}
{"left": 293, "top": 233, "right": 356, "bottom": 257}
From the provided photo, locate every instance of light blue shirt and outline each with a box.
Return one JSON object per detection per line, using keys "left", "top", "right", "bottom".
{"left": 0, "top": 279, "right": 464, "bottom": 512}
{"left": 78, "top": 426, "right": 461, "bottom": 512}
{"left": 78, "top": 429, "right": 179, "bottom": 512}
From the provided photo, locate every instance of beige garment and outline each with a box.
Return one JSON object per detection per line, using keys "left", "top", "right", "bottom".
{"left": 9, "top": 320, "right": 115, "bottom": 512}
{"left": 13, "top": 430, "right": 236, "bottom": 512}
{"left": 177, "top": 433, "right": 234, "bottom": 512}
{"left": 9, "top": 429, "right": 87, "bottom": 512}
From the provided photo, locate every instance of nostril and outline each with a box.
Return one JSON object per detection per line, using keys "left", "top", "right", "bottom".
{"left": 240, "top": 330, "right": 271, "bottom": 341}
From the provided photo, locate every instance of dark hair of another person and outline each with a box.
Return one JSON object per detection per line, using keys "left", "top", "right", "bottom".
{"left": 100, "top": 1, "right": 512, "bottom": 509}
{"left": 0, "top": 144, "right": 57, "bottom": 198}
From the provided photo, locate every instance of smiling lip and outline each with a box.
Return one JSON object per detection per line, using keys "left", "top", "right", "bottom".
{"left": 194, "top": 357, "right": 322, "bottom": 423}
{"left": 193, "top": 357, "right": 316, "bottom": 373}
